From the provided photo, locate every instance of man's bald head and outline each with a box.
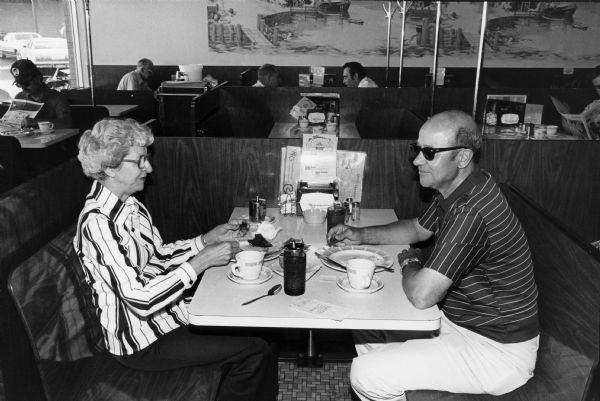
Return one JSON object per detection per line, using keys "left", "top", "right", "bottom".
{"left": 424, "top": 110, "right": 481, "bottom": 162}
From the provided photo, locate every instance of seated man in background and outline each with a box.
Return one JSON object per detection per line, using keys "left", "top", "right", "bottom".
{"left": 342, "top": 61, "right": 378, "bottom": 88}
{"left": 583, "top": 65, "right": 600, "bottom": 113}
{"left": 10, "top": 59, "right": 72, "bottom": 129}
{"left": 328, "top": 110, "right": 539, "bottom": 401}
{"left": 117, "top": 58, "right": 155, "bottom": 91}
{"left": 253, "top": 64, "right": 280, "bottom": 87}
{"left": 74, "top": 118, "right": 278, "bottom": 401}
{"left": 583, "top": 66, "right": 600, "bottom": 134}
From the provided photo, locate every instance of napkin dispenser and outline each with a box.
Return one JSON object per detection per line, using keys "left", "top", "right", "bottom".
{"left": 296, "top": 181, "right": 339, "bottom": 216}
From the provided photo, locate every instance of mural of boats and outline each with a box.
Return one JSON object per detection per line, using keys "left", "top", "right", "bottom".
{"left": 541, "top": 2, "right": 577, "bottom": 20}
{"left": 276, "top": 0, "right": 350, "bottom": 13}
{"left": 314, "top": 0, "right": 350, "bottom": 13}
{"left": 504, "top": 2, "right": 576, "bottom": 20}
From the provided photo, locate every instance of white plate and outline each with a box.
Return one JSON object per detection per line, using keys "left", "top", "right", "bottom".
{"left": 337, "top": 276, "right": 384, "bottom": 294}
{"left": 226, "top": 267, "right": 273, "bottom": 285}
{"left": 320, "top": 245, "right": 393, "bottom": 273}
{"left": 237, "top": 241, "right": 283, "bottom": 262}
{"left": 268, "top": 260, "right": 321, "bottom": 281}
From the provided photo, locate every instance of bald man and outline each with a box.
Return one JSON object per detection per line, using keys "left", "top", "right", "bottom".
{"left": 117, "top": 58, "right": 154, "bottom": 91}
{"left": 328, "top": 111, "right": 539, "bottom": 401}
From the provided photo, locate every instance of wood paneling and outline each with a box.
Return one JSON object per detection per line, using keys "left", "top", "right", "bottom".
{"left": 144, "top": 137, "right": 600, "bottom": 244}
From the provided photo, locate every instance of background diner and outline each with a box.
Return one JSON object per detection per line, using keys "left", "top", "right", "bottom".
{"left": 0, "top": 1, "right": 599, "bottom": 401}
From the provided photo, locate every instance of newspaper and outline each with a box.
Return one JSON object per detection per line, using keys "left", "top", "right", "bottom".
{"left": 0, "top": 99, "right": 43, "bottom": 134}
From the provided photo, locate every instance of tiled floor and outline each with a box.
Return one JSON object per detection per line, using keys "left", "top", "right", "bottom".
{"left": 278, "top": 361, "right": 355, "bottom": 401}
{"left": 0, "top": 361, "right": 355, "bottom": 401}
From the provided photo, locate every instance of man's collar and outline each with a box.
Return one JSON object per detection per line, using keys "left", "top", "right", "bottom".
{"left": 437, "top": 169, "right": 487, "bottom": 213}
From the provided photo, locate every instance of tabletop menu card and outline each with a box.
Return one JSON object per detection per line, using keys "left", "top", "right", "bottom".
{"left": 279, "top": 144, "right": 366, "bottom": 203}
{"left": 301, "top": 133, "right": 338, "bottom": 183}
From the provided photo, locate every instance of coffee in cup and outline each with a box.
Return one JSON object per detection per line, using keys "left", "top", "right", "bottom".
{"left": 231, "top": 250, "right": 264, "bottom": 280}
{"left": 38, "top": 121, "right": 54, "bottom": 133}
{"left": 346, "top": 258, "right": 375, "bottom": 289}
{"left": 546, "top": 125, "right": 558, "bottom": 136}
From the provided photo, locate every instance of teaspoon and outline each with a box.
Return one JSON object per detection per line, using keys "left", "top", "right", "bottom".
{"left": 241, "top": 284, "right": 282, "bottom": 306}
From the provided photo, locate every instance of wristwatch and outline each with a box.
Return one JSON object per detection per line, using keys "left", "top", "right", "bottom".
{"left": 399, "top": 257, "right": 421, "bottom": 273}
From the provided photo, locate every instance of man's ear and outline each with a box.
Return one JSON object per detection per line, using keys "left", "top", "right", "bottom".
{"left": 457, "top": 149, "right": 474, "bottom": 169}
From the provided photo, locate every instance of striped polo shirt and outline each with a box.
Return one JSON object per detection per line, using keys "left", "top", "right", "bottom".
{"left": 418, "top": 169, "right": 539, "bottom": 343}
{"left": 73, "top": 181, "right": 202, "bottom": 355}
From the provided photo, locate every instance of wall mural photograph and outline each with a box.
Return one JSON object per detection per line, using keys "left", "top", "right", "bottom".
{"left": 206, "top": 1, "right": 600, "bottom": 68}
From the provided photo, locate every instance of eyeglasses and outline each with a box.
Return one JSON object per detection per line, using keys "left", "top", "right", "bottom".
{"left": 122, "top": 154, "right": 151, "bottom": 169}
{"left": 410, "top": 143, "right": 470, "bottom": 161}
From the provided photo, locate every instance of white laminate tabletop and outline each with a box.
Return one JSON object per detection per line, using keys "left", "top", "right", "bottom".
{"left": 10, "top": 128, "right": 79, "bottom": 148}
{"left": 188, "top": 208, "right": 441, "bottom": 332}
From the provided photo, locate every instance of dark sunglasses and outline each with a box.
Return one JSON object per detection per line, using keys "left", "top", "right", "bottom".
{"left": 410, "top": 143, "right": 470, "bottom": 161}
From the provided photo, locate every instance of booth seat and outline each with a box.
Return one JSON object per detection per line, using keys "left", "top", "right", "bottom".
{"left": 144, "top": 137, "right": 598, "bottom": 401}
{"left": 0, "top": 159, "right": 221, "bottom": 401}
{"left": 407, "top": 185, "right": 599, "bottom": 401}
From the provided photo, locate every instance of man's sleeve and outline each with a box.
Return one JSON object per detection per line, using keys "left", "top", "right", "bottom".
{"left": 425, "top": 206, "right": 489, "bottom": 283}
{"left": 117, "top": 74, "right": 137, "bottom": 90}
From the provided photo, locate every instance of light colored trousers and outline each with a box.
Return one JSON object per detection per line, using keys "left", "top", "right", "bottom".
{"left": 350, "top": 314, "right": 539, "bottom": 401}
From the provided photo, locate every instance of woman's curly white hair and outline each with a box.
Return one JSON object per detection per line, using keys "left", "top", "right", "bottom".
{"left": 78, "top": 118, "right": 154, "bottom": 181}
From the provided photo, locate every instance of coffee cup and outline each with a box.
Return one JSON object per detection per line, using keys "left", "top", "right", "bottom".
{"left": 326, "top": 122, "right": 336, "bottom": 132}
{"left": 38, "top": 121, "right": 54, "bottom": 133}
{"left": 346, "top": 258, "right": 375, "bottom": 290}
{"left": 546, "top": 125, "right": 558, "bottom": 136}
{"left": 231, "top": 250, "right": 264, "bottom": 280}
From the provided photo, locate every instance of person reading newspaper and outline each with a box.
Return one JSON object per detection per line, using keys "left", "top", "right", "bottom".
{"left": 10, "top": 59, "right": 72, "bottom": 129}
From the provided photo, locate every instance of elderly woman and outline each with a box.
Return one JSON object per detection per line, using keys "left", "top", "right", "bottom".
{"left": 73, "top": 118, "right": 277, "bottom": 401}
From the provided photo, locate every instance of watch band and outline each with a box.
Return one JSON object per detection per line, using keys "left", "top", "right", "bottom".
{"left": 400, "top": 257, "right": 422, "bottom": 272}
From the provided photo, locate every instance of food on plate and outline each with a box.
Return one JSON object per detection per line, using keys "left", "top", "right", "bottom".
{"left": 248, "top": 233, "right": 272, "bottom": 248}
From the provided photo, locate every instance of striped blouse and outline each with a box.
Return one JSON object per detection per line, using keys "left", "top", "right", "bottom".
{"left": 73, "top": 181, "right": 203, "bottom": 355}
{"left": 418, "top": 170, "right": 539, "bottom": 343}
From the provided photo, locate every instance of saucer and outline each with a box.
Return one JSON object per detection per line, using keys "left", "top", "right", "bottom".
{"left": 227, "top": 267, "right": 273, "bottom": 285}
{"left": 337, "top": 276, "right": 383, "bottom": 294}
{"left": 269, "top": 260, "right": 321, "bottom": 281}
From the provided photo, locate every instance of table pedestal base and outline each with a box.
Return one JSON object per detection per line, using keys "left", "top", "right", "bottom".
{"left": 296, "top": 329, "right": 323, "bottom": 367}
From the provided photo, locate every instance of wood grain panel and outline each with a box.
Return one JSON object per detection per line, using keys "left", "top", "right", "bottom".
{"left": 145, "top": 137, "right": 600, "bottom": 245}
{"left": 145, "top": 138, "right": 428, "bottom": 241}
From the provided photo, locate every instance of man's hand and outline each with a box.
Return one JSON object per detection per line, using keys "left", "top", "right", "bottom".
{"left": 326, "top": 225, "right": 363, "bottom": 246}
{"left": 188, "top": 242, "right": 236, "bottom": 275}
{"left": 397, "top": 248, "right": 425, "bottom": 267}
{"left": 20, "top": 116, "right": 36, "bottom": 129}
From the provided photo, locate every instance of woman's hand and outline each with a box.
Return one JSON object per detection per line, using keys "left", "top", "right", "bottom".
{"left": 188, "top": 242, "right": 237, "bottom": 275}
{"left": 204, "top": 221, "right": 244, "bottom": 244}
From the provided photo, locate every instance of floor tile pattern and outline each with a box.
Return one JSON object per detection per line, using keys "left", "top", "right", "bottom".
{"left": 277, "top": 361, "right": 354, "bottom": 401}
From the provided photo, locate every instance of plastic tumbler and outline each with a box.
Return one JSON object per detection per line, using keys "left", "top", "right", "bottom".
{"left": 326, "top": 204, "right": 346, "bottom": 233}
{"left": 283, "top": 241, "right": 306, "bottom": 296}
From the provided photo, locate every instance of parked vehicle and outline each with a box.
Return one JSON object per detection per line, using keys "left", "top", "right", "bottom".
{"left": 0, "top": 32, "right": 41, "bottom": 59}
{"left": 17, "top": 37, "right": 68, "bottom": 67}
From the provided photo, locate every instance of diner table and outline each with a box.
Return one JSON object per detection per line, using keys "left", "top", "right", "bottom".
{"left": 269, "top": 122, "right": 360, "bottom": 139}
{"left": 9, "top": 128, "right": 79, "bottom": 149}
{"left": 74, "top": 104, "right": 139, "bottom": 117}
{"left": 189, "top": 208, "right": 441, "bottom": 333}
